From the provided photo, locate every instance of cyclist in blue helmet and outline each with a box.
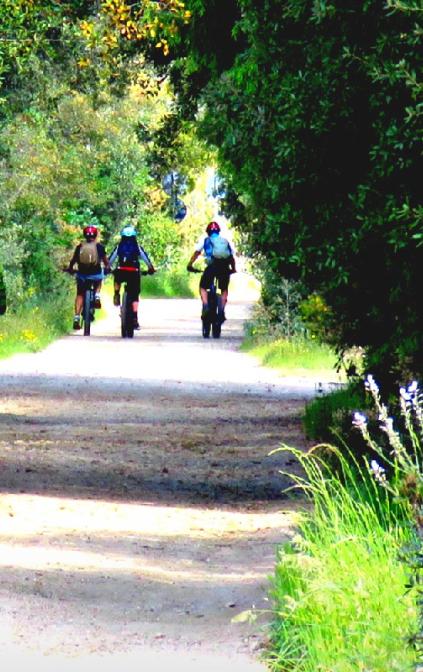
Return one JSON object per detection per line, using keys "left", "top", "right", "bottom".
{"left": 187, "top": 221, "right": 236, "bottom": 323}
{"left": 108, "top": 225, "right": 155, "bottom": 329}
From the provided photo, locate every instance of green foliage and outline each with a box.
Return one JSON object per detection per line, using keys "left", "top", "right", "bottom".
{"left": 0, "top": 291, "right": 72, "bottom": 359}
{"left": 303, "top": 384, "right": 368, "bottom": 443}
{"left": 268, "top": 444, "right": 417, "bottom": 671}
{"left": 141, "top": 263, "right": 197, "bottom": 298}
{"left": 170, "top": 0, "right": 423, "bottom": 388}
{"left": 242, "top": 337, "right": 337, "bottom": 380}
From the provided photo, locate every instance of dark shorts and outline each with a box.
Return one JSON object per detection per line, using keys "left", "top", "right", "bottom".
{"left": 200, "top": 259, "right": 231, "bottom": 292}
{"left": 114, "top": 269, "right": 141, "bottom": 301}
{"left": 76, "top": 277, "right": 101, "bottom": 296}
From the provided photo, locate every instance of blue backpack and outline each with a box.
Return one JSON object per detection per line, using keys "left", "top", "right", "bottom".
{"left": 118, "top": 237, "right": 139, "bottom": 266}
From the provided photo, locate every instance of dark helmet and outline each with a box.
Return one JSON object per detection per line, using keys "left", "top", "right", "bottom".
{"left": 83, "top": 225, "right": 98, "bottom": 240}
{"left": 206, "top": 221, "right": 220, "bottom": 235}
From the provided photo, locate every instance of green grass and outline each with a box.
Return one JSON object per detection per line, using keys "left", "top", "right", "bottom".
{"left": 141, "top": 267, "right": 198, "bottom": 298}
{"left": 303, "top": 385, "right": 368, "bottom": 442}
{"left": 241, "top": 336, "right": 340, "bottom": 379}
{"left": 267, "top": 446, "right": 417, "bottom": 671}
{"left": 0, "top": 293, "right": 73, "bottom": 359}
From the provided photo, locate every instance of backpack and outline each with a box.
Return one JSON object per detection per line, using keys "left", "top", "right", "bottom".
{"left": 78, "top": 241, "right": 99, "bottom": 273}
{"left": 205, "top": 234, "right": 231, "bottom": 260}
{"left": 118, "top": 237, "right": 139, "bottom": 266}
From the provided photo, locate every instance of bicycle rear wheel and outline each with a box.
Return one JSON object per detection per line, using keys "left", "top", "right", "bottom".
{"left": 212, "top": 321, "right": 221, "bottom": 338}
{"left": 212, "top": 294, "right": 223, "bottom": 338}
{"left": 83, "top": 288, "right": 91, "bottom": 336}
{"left": 202, "top": 317, "right": 211, "bottom": 338}
{"left": 121, "top": 290, "right": 134, "bottom": 338}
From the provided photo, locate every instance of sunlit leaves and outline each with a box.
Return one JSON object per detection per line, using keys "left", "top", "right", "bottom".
{"left": 77, "top": 0, "right": 191, "bottom": 67}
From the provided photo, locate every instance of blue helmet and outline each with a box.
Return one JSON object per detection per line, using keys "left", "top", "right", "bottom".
{"left": 121, "top": 225, "right": 137, "bottom": 237}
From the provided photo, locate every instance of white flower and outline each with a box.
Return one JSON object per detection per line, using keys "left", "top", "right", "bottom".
{"left": 408, "top": 381, "right": 418, "bottom": 394}
{"left": 365, "top": 374, "right": 379, "bottom": 395}
{"left": 384, "top": 417, "right": 394, "bottom": 432}
{"left": 400, "top": 386, "right": 411, "bottom": 402}
{"left": 370, "top": 459, "right": 386, "bottom": 484}
{"left": 352, "top": 412, "right": 367, "bottom": 429}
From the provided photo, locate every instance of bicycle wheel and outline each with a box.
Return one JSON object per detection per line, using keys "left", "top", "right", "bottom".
{"left": 83, "top": 288, "right": 92, "bottom": 336}
{"left": 212, "top": 320, "right": 221, "bottom": 338}
{"left": 202, "top": 316, "right": 211, "bottom": 338}
{"left": 121, "top": 290, "right": 134, "bottom": 338}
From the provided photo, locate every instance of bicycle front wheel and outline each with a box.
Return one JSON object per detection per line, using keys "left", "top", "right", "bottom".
{"left": 83, "top": 288, "right": 91, "bottom": 336}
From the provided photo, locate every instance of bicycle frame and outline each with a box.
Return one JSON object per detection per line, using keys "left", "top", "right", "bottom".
{"left": 81, "top": 278, "right": 97, "bottom": 336}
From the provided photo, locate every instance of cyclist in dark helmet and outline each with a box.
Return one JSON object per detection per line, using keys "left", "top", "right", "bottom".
{"left": 187, "top": 221, "right": 236, "bottom": 323}
{"left": 108, "top": 225, "right": 156, "bottom": 330}
{"left": 66, "top": 224, "right": 111, "bottom": 330}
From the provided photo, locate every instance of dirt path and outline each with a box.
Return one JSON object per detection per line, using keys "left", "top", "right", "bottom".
{"left": 0, "top": 284, "right": 316, "bottom": 671}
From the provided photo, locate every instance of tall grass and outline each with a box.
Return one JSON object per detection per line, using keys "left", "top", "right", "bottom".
{"left": 268, "top": 445, "right": 417, "bottom": 671}
{"left": 241, "top": 336, "right": 339, "bottom": 379}
{"left": 0, "top": 292, "right": 72, "bottom": 359}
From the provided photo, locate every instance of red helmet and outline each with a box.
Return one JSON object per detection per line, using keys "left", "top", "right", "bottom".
{"left": 83, "top": 225, "right": 98, "bottom": 240}
{"left": 206, "top": 221, "right": 220, "bottom": 235}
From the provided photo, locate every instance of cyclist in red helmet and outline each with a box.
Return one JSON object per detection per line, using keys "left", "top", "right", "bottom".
{"left": 187, "top": 221, "right": 236, "bottom": 322}
{"left": 66, "top": 223, "right": 111, "bottom": 330}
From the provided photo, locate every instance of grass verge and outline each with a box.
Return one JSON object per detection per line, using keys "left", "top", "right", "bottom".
{"left": 267, "top": 446, "right": 417, "bottom": 671}
{"left": 241, "top": 336, "right": 340, "bottom": 379}
{"left": 0, "top": 293, "right": 72, "bottom": 359}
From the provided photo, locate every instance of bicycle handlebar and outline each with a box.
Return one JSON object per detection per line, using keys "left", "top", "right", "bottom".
{"left": 187, "top": 266, "right": 236, "bottom": 274}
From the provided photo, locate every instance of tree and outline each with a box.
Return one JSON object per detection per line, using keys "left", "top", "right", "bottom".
{"left": 155, "top": 0, "right": 422, "bottom": 386}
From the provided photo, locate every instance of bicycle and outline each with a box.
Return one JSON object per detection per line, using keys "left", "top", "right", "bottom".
{"left": 188, "top": 267, "right": 224, "bottom": 339}
{"left": 118, "top": 270, "right": 150, "bottom": 339}
{"left": 64, "top": 270, "right": 101, "bottom": 336}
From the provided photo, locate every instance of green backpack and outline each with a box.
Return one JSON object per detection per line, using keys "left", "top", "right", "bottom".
{"left": 78, "top": 241, "right": 99, "bottom": 274}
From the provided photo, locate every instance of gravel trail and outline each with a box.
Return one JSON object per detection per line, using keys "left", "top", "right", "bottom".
{"left": 0, "top": 285, "right": 316, "bottom": 671}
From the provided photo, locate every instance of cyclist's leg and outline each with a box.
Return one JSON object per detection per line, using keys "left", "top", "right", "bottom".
{"left": 74, "top": 279, "right": 84, "bottom": 329}
{"left": 199, "top": 265, "right": 215, "bottom": 317}
{"left": 94, "top": 280, "right": 102, "bottom": 308}
{"left": 216, "top": 262, "right": 231, "bottom": 320}
{"left": 113, "top": 270, "right": 122, "bottom": 306}
{"left": 128, "top": 273, "right": 141, "bottom": 326}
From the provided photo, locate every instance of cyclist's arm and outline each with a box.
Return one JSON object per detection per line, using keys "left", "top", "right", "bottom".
{"left": 98, "top": 243, "right": 112, "bottom": 272}
{"left": 108, "top": 246, "right": 118, "bottom": 268}
{"left": 67, "top": 245, "right": 80, "bottom": 271}
{"left": 228, "top": 254, "right": 236, "bottom": 273}
{"left": 138, "top": 244, "right": 155, "bottom": 272}
{"left": 187, "top": 250, "right": 202, "bottom": 269}
{"left": 103, "top": 254, "right": 112, "bottom": 272}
